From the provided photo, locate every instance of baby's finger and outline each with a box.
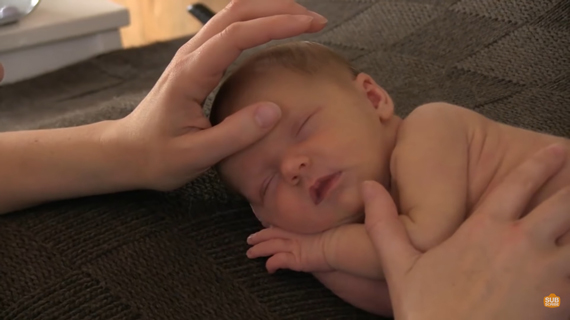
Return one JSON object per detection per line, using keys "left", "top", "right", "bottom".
{"left": 246, "top": 239, "right": 293, "bottom": 258}
{"left": 266, "top": 253, "right": 298, "bottom": 274}
{"left": 180, "top": 0, "right": 326, "bottom": 55}
{"left": 247, "top": 226, "right": 295, "bottom": 245}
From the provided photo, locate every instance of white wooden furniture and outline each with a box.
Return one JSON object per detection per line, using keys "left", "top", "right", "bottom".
{"left": 0, "top": 0, "right": 129, "bottom": 85}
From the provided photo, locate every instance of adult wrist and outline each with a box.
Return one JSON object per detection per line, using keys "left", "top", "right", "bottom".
{"left": 98, "top": 119, "right": 152, "bottom": 191}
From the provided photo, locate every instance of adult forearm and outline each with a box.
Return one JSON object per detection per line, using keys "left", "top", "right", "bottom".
{"left": 0, "top": 120, "right": 144, "bottom": 214}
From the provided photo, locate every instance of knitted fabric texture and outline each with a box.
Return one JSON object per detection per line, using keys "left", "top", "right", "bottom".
{"left": 0, "top": 0, "right": 568, "bottom": 319}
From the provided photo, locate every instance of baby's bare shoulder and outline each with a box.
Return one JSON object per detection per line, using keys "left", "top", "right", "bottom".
{"left": 399, "top": 102, "right": 483, "bottom": 137}
{"left": 405, "top": 102, "right": 481, "bottom": 123}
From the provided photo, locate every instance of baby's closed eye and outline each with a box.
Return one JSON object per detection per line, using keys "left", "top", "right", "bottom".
{"left": 296, "top": 109, "right": 321, "bottom": 140}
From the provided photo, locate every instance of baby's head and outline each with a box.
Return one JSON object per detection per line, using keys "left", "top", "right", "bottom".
{"left": 211, "top": 42, "right": 400, "bottom": 234}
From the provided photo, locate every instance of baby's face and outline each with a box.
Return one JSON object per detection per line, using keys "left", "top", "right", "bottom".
{"left": 219, "top": 69, "right": 394, "bottom": 234}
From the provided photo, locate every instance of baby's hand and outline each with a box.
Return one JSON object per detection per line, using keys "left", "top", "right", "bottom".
{"left": 246, "top": 227, "right": 333, "bottom": 274}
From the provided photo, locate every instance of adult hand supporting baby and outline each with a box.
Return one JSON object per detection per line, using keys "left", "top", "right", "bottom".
{"left": 363, "top": 144, "right": 570, "bottom": 320}
{"left": 0, "top": 0, "right": 327, "bottom": 214}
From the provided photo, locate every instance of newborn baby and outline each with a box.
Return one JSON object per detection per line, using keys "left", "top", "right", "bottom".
{"left": 210, "top": 41, "right": 570, "bottom": 315}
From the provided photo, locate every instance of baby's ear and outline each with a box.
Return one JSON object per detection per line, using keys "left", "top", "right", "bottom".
{"left": 355, "top": 73, "right": 394, "bottom": 121}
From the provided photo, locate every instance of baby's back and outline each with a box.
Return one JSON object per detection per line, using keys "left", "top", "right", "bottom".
{"left": 391, "top": 103, "right": 569, "bottom": 252}
{"left": 464, "top": 109, "right": 570, "bottom": 216}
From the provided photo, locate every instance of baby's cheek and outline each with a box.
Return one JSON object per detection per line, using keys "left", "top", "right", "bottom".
{"left": 337, "top": 183, "right": 364, "bottom": 216}
{"left": 273, "top": 187, "right": 313, "bottom": 226}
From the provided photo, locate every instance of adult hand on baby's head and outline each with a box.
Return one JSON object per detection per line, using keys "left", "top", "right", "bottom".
{"left": 364, "top": 144, "right": 570, "bottom": 320}
{"left": 107, "top": 0, "right": 327, "bottom": 191}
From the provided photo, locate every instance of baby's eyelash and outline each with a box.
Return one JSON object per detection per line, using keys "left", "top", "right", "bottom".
{"left": 296, "top": 114, "right": 313, "bottom": 136}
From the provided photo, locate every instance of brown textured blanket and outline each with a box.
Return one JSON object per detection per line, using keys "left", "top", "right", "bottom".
{"left": 0, "top": 0, "right": 569, "bottom": 319}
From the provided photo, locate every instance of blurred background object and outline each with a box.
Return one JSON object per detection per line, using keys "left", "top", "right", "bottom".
{"left": 110, "top": 0, "right": 229, "bottom": 48}
{"left": 0, "top": 0, "right": 128, "bottom": 85}
{"left": 0, "top": 0, "right": 42, "bottom": 26}
{"left": 187, "top": 3, "right": 216, "bottom": 25}
{"left": 0, "top": 0, "right": 225, "bottom": 85}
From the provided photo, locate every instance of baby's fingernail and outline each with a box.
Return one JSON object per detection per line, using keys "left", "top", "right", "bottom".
{"left": 309, "top": 11, "right": 328, "bottom": 24}
{"left": 254, "top": 102, "right": 281, "bottom": 128}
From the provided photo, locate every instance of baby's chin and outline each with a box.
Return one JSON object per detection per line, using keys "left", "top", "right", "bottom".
{"left": 304, "top": 194, "right": 365, "bottom": 232}
{"left": 335, "top": 199, "right": 365, "bottom": 224}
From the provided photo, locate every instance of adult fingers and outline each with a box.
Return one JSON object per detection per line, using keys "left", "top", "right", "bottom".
{"left": 0, "top": 63, "right": 4, "bottom": 82}
{"left": 523, "top": 186, "right": 570, "bottom": 243}
{"left": 246, "top": 239, "right": 293, "bottom": 259}
{"left": 180, "top": 102, "right": 281, "bottom": 170}
{"left": 560, "top": 246, "right": 570, "bottom": 276}
{"left": 474, "top": 144, "right": 566, "bottom": 221}
{"left": 362, "top": 181, "right": 419, "bottom": 287}
{"left": 181, "top": 0, "right": 326, "bottom": 55}
{"left": 180, "top": 14, "right": 320, "bottom": 101}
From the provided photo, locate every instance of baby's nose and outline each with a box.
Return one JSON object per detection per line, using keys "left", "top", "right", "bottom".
{"left": 280, "top": 155, "right": 310, "bottom": 185}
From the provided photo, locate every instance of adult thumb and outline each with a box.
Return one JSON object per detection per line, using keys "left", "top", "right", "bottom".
{"left": 362, "top": 181, "right": 418, "bottom": 285}
{"left": 188, "top": 102, "right": 281, "bottom": 168}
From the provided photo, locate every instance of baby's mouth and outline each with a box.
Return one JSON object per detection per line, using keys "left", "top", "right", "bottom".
{"left": 310, "top": 172, "right": 341, "bottom": 205}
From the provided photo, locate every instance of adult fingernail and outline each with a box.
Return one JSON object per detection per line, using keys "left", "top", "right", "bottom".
{"left": 309, "top": 11, "right": 328, "bottom": 24}
{"left": 255, "top": 103, "right": 281, "bottom": 128}
{"left": 547, "top": 143, "right": 565, "bottom": 157}
{"left": 293, "top": 15, "right": 314, "bottom": 23}
{"left": 362, "top": 181, "right": 376, "bottom": 202}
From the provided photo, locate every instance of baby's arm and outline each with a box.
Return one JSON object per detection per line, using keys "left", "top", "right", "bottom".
{"left": 313, "top": 271, "right": 392, "bottom": 316}
{"left": 247, "top": 228, "right": 393, "bottom": 315}
{"left": 247, "top": 223, "right": 385, "bottom": 279}
{"left": 248, "top": 222, "right": 393, "bottom": 281}
{"left": 321, "top": 223, "right": 385, "bottom": 279}
{"left": 393, "top": 102, "right": 471, "bottom": 251}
